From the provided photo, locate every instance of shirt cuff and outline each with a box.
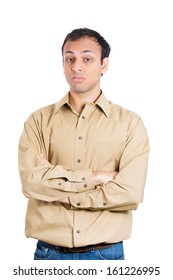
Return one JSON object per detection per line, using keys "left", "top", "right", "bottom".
{"left": 69, "top": 192, "right": 88, "bottom": 208}
{"left": 71, "top": 169, "right": 94, "bottom": 192}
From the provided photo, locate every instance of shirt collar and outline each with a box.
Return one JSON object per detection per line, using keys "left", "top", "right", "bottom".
{"left": 55, "top": 93, "right": 69, "bottom": 112}
{"left": 55, "top": 91, "right": 111, "bottom": 118}
{"left": 95, "top": 92, "right": 111, "bottom": 117}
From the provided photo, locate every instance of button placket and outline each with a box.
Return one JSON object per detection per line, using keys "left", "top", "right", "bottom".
{"left": 73, "top": 211, "right": 83, "bottom": 246}
{"left": 72, "top": 106, "right": 95, "bottom": 247}
{"left": 74, "top": 115, "right": 87, "bottom": 168}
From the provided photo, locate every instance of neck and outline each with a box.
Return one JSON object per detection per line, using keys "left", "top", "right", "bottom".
{"left": 69, "top": 90, "right": 101, "bottom": 114}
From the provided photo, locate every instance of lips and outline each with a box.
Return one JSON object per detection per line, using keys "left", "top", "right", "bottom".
{"left": 72, "top": 76, "right": 85, "bottom": 82}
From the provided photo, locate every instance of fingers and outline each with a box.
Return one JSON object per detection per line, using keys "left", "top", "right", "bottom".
{"left": 39, "top": 154, "right": 47, "bottom": 164}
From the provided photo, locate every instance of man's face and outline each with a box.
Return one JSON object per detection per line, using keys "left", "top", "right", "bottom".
{"left": 63, "top": 37, "right": 108, "bottom": 95}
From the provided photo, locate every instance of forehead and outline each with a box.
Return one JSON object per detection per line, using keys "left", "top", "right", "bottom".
{"left": 63, "top": 37, "right": 101, "bottom": 56}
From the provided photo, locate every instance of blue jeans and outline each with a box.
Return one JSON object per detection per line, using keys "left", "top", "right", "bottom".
{"left": 34, "top": 240, "right": 125, "bottom": 260}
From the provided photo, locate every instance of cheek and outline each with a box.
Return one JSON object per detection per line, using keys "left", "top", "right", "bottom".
{"left": 91, "top": 64, "right": 103, "bottom": 76}
{"left": 63, "top": 68, "right": 71, "bottom": 80}
{"left": 63, "top": 66, "right": 68, "bottom": 74}
{"left": 88, "top": 68, "right": 102, "bottom": 80}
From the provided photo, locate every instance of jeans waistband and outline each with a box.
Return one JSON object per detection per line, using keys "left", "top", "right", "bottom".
{"left": 37, "top": 240, "right": 117, "bottom": 253}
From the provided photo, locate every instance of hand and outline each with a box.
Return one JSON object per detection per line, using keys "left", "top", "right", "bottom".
{"left": 92, "top": 170, "right": 118, "bottom": 186}
{"left": 39, "top": 154, "right": 49, "bottom": 164}
{"left": 58, "top": 197, "right": 70, "bottom": 204}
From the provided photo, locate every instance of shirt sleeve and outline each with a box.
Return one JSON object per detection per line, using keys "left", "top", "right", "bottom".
{"left": 18, "top": 114, "right": 94, "bottom": 202}
{"left": 69, "top": 117, "right": 150, "bottom": 211}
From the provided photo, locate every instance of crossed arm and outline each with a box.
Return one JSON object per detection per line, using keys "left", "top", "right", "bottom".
{"left": 19, "top": 114, "right": 149, "bottom": 211}
{"left": 40, "top": 153, "right": 118, "bottom": 204}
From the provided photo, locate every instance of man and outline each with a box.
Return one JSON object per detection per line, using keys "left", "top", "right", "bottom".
{"left": 18, "top": 28, "right": 150, "bottom": 260}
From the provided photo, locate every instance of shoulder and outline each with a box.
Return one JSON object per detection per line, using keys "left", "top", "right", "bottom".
{"left": 25, "top": 102, "right": 60, "bottom": 128}
{"left": 110, "top": 101, "right": 141, "bottom": 123}
{"left": 109, "top": 101, "right": 149, "bottom": 137}
{"left": 27, "top": 94, "right": 68, "bottom": 122}
{"left": 34, "top": 102, "right": 58, "bottom": 116}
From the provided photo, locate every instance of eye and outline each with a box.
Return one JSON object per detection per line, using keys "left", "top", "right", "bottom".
{"left": 83, "top": 58, "right": 93, "bottom": 63}
{"left": 64, "top": 57, "right": 75, "bottom": 63}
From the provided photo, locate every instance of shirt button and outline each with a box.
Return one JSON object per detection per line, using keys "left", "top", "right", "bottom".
{"left": 78, "top": 136, "right": 83, "bottom": 140}
{"left": 82, "top": 116, "right": 85, "bottom": 119}
{"left": 84, "top": 184, "right": 87, "bottom": 188}
{"left": 77, "top": 159, "right": 81, "bottom": 163}
{"left": 77, "top": 203, "right": 81, "bottom": 206}
{"left": 82, "top": 177, "right": 85, "bottom": 181}
{"left": 77, "top": 230, "right": 80, "bottom": 234}
{"left": 103, "top": 202, "right": 106, "bottom": 206}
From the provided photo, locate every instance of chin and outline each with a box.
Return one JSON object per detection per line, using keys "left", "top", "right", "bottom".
{"left": 71, "top": 87, "right": 87, "bottom": 94}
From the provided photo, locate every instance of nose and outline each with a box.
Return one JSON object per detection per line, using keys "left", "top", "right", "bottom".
{"left": 71, "top": 59, "right": 82, "bottom": 72}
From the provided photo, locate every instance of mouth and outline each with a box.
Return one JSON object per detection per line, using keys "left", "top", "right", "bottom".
{"left": 72, "top": 76, "right": 85, "bottom": 83}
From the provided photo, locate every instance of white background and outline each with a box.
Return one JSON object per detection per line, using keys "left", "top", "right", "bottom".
{"left": 0, "top": 0, "right": 173, "bottom": 277}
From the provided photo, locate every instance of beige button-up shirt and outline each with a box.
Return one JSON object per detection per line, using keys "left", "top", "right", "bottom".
{"left": 18, "top": 92, "right": 150, "bottom": 247}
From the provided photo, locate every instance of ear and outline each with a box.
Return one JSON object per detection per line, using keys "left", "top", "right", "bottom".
{"left": 101, "top": 57, "right": 109, "bottom": 75}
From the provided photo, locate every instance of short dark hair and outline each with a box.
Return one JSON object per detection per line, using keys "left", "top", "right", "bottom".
{"left": 61, "top": 27, "right": 111, "bottom": 63}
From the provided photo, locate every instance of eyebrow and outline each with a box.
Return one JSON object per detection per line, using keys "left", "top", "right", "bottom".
{"left": 64, "top": 50, "right": 95, "bottom": 55}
